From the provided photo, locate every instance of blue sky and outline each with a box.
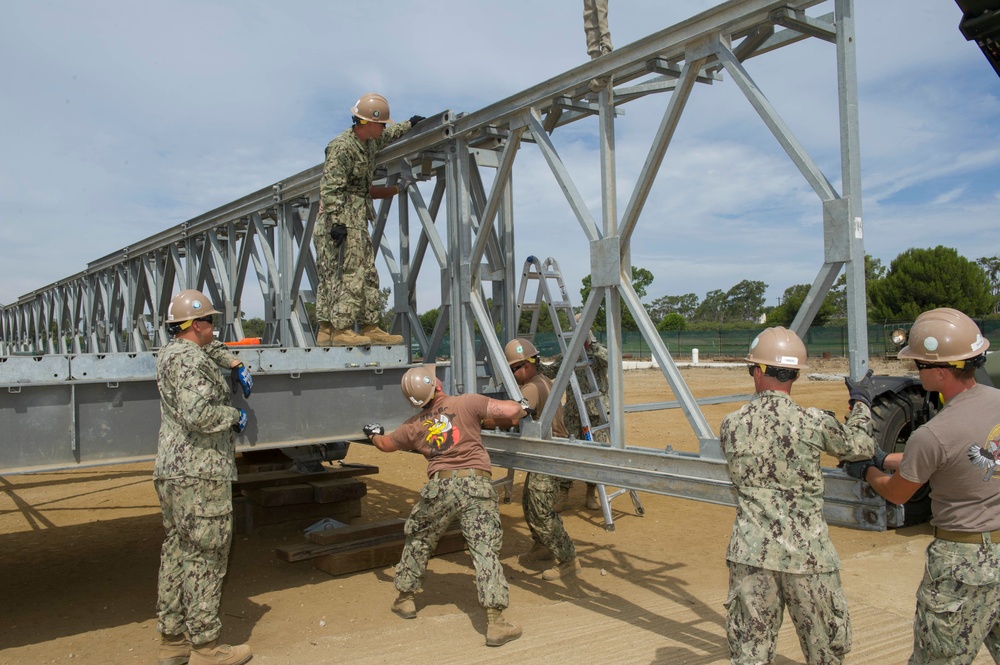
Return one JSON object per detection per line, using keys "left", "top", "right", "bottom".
{"left": 1, "top": 1, "right": 998, "bottom": 316}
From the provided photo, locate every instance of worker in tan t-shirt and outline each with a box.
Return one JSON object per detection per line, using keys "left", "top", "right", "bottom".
{"left": 362, "top": 365, "right": 525, "bottom": 648}
{"left": 484, "top": 338, "right": 581, "bottom": 582}
{"left": 845, "top": 308, "right": 1000, "bottom": 663}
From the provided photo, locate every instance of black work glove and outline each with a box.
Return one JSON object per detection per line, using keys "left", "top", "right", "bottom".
{"left": 842, "top": 457, "right": 876, "bottom": 481}
{"left": 844, "top": 369, "right": 874, "bottom": 408}
{"left": 233, "top": 409, "right": 248, "bottom": 433}
{"left": 408, "top": 115, "right": 426, "bottom": 128}
{"left": 363, "top": 423, "right": 384, "bottom": 441}
{"left": 330, "top": 223, "right": 348, "bottom": 247}
{"left": 517, "top": 398, "right": 536, "bottom": 418}
{"left": 231, "top": 362, "right": 253, "bottom": 398}
{"left": 872, "top": 447, "right": 888, "bottom": 471}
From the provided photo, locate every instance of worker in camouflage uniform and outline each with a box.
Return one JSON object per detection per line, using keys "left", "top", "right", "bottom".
{"left": 845, "top": 308, "right": 1000, "bottom": 664}
{"left": 362, "top": 365, "right": 525, "bottom": 647}
{"left": 720, "top": 326, "right": 875, "bottom": 665}
{"left": 154, "top": 290, "right": 254, "bottom": 665}
{"left": 314, "top": 92, "right": 425, "bottom": 347}
{"left": 486, "top": 338, "right": 582, "bottom": 581}
{"left": 540, "top": 322, "right": 606, "bottom": 511}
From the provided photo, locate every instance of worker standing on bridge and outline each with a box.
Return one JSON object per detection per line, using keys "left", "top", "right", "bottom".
{"left": 314, "top": 92, "right": 425, "bottom": 347}
{"left": 486, "top": 338, "right": 582, "bottom": 581}
{"left": 153, "top": 289, "right": 254, "bottom": 665}
{"left": 362, "top": 365, "right": 526, "bottom": 647}
{"left": 582, "top": 0, "right": 612, "bottom": 59}
{"left": 844, "top": 308, "right": 1000, "bottom": 663}
{"left": 721, "top": 326, "right": 874, "bottom": 665}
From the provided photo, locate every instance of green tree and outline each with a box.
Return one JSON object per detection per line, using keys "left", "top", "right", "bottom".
{"left": 977, "top": 256, "right": 1000, "bottom": 314}
{"left": 693, "top": 289, "right": 728, "bottom": 324}
{"left": 579, "top": 266, "right": 654, "bottom": 331}
{"left": 657, "top": 312, "right": 687, "bottom": 331}
{"left": 242, "top": 317, "right": 266, "bottom": 338}
{"left": 648, "top": 293, "right": 699, "bottom": 322}
{"left": 768, "top": 283, "right": 839, "bottom": 327}
{"left": 869, "top": 246, "right": 994, "bottom": 320}
{"left": 419, "top": 308, "right": 440, "bottom": 335}
{"left": 827, "top": 254, "right": 885, "bottom": 320}
{"left": 724, "top": 279, "right": 768, "bottom": 322}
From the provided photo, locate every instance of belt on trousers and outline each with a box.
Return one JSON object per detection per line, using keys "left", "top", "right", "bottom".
{"left": 934, "top": 527, "right": 1000, "bottom": 544}
{"left": 429, "top": 469, "right": 492, "bottom": 480}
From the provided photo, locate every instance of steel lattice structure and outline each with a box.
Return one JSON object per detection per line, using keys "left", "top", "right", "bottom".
{"left": 0, "top": 0, "right": 895, "bottom": 529}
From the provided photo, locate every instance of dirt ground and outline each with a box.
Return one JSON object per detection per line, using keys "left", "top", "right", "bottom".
{"left": 1, "top": 359, "right": 995, "bottom": 664}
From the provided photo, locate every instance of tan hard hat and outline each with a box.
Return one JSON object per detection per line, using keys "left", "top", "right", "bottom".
{"left": 745, "top": 326, "right": 808, "bottom": 369}
{"left": 897, "top": 307, "right": 989, "bottom": 363}
{"left": 351, "top": 92, "right": 392, "bottom": 124}
{"left": 504, "top": 338, "right": 538, "bottom": 365}
{"left": 401, "top": 365, "right": 437, "bottom": 408}
{"left": 166, "top": 290, "right": 221, "bottom": 329}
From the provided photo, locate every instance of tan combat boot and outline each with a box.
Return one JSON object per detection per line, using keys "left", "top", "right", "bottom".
{"left": 158, "top": 633, "right": 192, "bottom": 665}
{"left": 553, "top": 485, "right": 571, "bottom": 512}
{"left": 485, "top": 608, "right": 522, "bottom": 647}
{"left": 585, "top": 483, "right": 600, "bottom": 511}
{"left": 542, "top": 557, "right": 582, "bottom": 581}
{"left": 316, "top": 321, "right": 333, "bottom": 347}
{"left": 518, "top": 541, "right": 554, "bottom": 564}
{"left": 391, "top": 591, "right": 417, "bottom": 619}
{"left": 361, "top": 324, "right": 403, "bottom": 345}
{"left": 187, "top": 640, "right": 252, "bottom": 665}
{"left": 330, "top": 328, "right": 371, "bottom": 347}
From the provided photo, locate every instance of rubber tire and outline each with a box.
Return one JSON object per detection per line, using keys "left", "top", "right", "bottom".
{"left": 870, "top": 387, "right": 934, "bottom": 527}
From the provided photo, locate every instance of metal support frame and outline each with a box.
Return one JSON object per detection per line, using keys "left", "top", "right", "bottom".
{"left": 0, "top": 0, "right": 890, "bottom": 529}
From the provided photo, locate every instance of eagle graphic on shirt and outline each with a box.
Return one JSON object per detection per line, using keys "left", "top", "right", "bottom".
{"left": 422, "top": 412, "right": 460, "bottom": 454}
{"left": 967, "top": 423, "right": 1000, "bottom": 482}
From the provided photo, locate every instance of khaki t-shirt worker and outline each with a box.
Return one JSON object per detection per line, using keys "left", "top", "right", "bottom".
{"left": 389, "top": 393, "right": 494, "bottom": 477}
{"left": 899, "top": 383, "right": 1000, "bottom": 532}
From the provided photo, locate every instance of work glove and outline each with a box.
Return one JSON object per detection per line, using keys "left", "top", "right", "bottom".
{"left": 408, "top": 115, "right": 426, "bottom": 128}
{"left": 844, "top": 369, "right": 874, "bottom": 409}
{"left": 330, "top": 223, "right": 348, "bottom": 248}
{"left": 363, "top": 423, "right": 384, "bottom": 441}
{"left": 842, "top": 456, "right": 876, "bottom": 482}
{"left": 231, "top": 362, "right": 253, "bottom": 398}
{"left": 872, "top": 447, "right": 888, "bottom": 472}
{"left": 517, "top": 398, "right": 536, "bottom": 418}
{"left": 233, "top": 409, "right": 248, "bottom": 434}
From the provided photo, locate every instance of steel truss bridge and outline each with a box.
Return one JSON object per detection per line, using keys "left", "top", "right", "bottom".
{"left": 0, "top": 0, "right": 896, "bottom": 530}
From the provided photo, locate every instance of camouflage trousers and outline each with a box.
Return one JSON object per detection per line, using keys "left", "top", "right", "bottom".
{"left": 395, "top": 475, "right": 509, "bottom": 609}
{"left": 725, "top": 562, "right": 851, "bottom": 665}
{"left": 314, "top": 223, "right": 381, "bottom": 329}
{"left": 908, "top": 539, "right": 1000, "bottom": 664}
{"left": 522, "top": 472, "right": 576, "bottom": 561}
{"left": 154, "top": 478, "right": 233, "bottom": 645}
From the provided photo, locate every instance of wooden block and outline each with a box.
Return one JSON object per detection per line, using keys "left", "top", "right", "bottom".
{"left": 233, "top": 464, "right": 378, "bottom": 492}
{"left": 243, "top": 483, "right": 315, "bottom": 507}
{"left": 306, "top": 517, "right": 405, "bottom": 546}
{"left": 311, "top": 529, "right": 468, "bottom": 577}
{"left": 246, "top": 497, "right": 361, "bottom": 530}
{"left": 309, "top": 478, "right": 368, "bottom": 504}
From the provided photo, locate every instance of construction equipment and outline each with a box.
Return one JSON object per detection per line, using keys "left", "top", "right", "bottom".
{"left": 512, "top": 255, "right": 644, "bottom": 530}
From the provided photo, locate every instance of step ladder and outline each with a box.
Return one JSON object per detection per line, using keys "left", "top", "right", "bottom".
{"left": 504, "top": 255, "right": 644, "bottom": 530}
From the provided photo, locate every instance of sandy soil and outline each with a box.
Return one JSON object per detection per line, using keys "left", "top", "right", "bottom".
{"left": 1, "top": 359, "right": 994, "bottom": 664}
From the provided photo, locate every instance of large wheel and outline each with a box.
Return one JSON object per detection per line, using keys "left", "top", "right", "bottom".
{"left": 871, "top": 387, "right": 934, "bottom": 526}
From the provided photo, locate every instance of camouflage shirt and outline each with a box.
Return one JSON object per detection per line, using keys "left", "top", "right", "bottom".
{"left": 318, "top": 122, "right": 411, "bottom": 234}
{"left": 720, "top": 391, "right": 874, "bottom": 573}
{"left": 153, "top": 339, "right": 242, "bottom": 481}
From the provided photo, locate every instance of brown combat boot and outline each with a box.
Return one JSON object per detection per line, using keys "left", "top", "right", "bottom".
{"left": 542, "top": 557, "right": 582, "bottom": 581}
{"left": 158, "top": 633, "right": 192, "bottom": 665}
{"left": 553, "top": 485, "right": 571, "bottom": 512}
{"left": 361, "top": 324, "right": 403, "bottom": 345}
{"left": 187, "top": 640, "right": 252, "bottom": 665}
{"left": 585, "top": 483, "right": 600, "bottom": 511}
{"left": 485, "top": 608, "right": 522, "bottom": 647}
{"left": 391, "top": 591, "right": 417, "bottom": 619}
{"left": 316, "top": 321, "right": 333, "bottom": 347}
{"left": 518, "top": 541, "right": 554, "bottom": 563}
{"left": 331, "top": 328, "right": 371, "bottom": 347}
